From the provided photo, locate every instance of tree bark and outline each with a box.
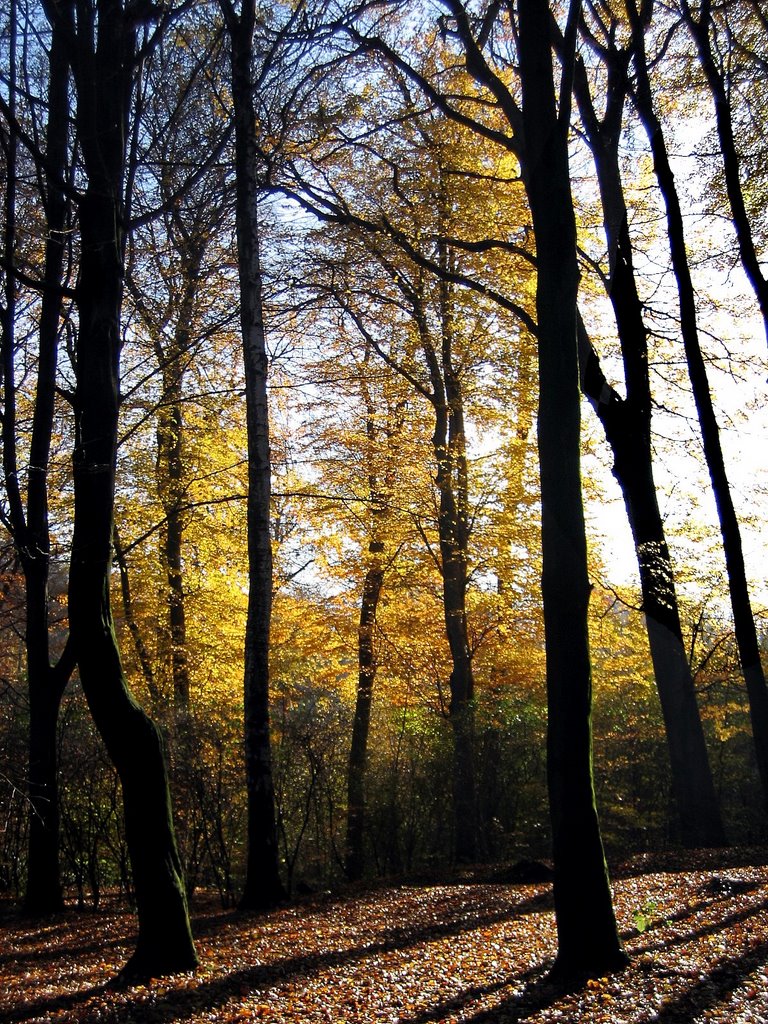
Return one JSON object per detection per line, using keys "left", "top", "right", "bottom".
{"left": 45, "top": 0, "right": 197, "bottom": 977}
{"left": 435, "top": 372, "right": 477, "bottom": 864}
{"left": 681, "top": 0, "right": 768, "bottom": 349}
{"left": 628, "top": 0, "right": 768, "bottom": 818}
{"left": 155, "top": 236, "right": 203, "bottom": 713}
{"left": 345, "top": 545, "right": 385, "bottom": 880}
{"left": 2, "top": 3, "right": 76, "bottom": 914}
{"left": 223, "top": 0, "right": 286, "bottom": 910}
{"left": 518, "top": 0, "right": 626, "bottom": 980}
{"left": 414, "top": 263, "right": 478, "bottom": 864}
{"left": 572, "top": 44, "right": 726, "bottom": 847}
{"left": 24, "top": 23, "right": 73, "bottom": 913}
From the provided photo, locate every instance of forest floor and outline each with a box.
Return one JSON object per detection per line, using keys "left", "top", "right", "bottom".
{"left": 2, "top": 849, "right": 768, "bottom": 1024}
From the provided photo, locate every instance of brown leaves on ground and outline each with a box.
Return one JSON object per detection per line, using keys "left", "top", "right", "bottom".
{"left": 2, "top": 849, "right": 768, "bottom": 1024}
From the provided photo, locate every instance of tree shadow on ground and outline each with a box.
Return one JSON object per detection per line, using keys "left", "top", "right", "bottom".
{"left": 650, "top": 940, "right": 768, "bottom": 1023}
{"left": 630, "top": 893, "right": 768, "bottom": 955}
{"left": 397, "top": 966, "right": 566, "bottom": 1024}
{"left": 2, "top": 887, "right": 551, "bottom": 1023}
{"left": 6, "top": 878, "right": 766, "bottom": 1024}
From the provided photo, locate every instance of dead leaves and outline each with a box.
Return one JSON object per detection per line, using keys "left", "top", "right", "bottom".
{"left": 3, "top": 858, "right": 768, "bottom": 1023}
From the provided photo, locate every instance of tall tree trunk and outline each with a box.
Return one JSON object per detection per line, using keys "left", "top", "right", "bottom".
{"left": 1, "top": 3, "right": 76, "bottom": 914}
{"left": 71, "top": 187, "right": 197, "bottom": 984}
{"left": 223, "top": 0, "right": 286, "bottom": 910}
{"left": 345, "top": 544, "right": 385, "bottom": 880}
{"left": 572, "top": 47, "right": 726, "bottom": 847}
{"left": 628, "top": 0, "right": 768, "bottom": 817}
{"left": 417, "top": 267, "right": 477, "bottom": 864}
{"left": 155, "top": 243, "right": 202, "bottom": 714}
{"left": 23, "top": 19, "right": 73, "bottom": 912}
{"left": 47, "top": 0, "right": 197, "bottom": 978}
{"left": 681, "top": 0, "right": 768, "bottom": 349}
{"left": 518, "top": 0, "right": 626, "bottom": 980}
{"left": 436, "top": 386, "right": 477, "bottom": 865}
{"left": 345, "top": 349, "right": 399, "bottom": 880}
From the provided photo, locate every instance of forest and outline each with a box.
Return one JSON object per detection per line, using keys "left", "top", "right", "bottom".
{"left": 1, "top": 0, "right": 768, "bottom": 1016}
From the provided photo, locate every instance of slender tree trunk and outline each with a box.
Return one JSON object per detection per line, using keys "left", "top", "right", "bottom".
{"left": 628, "top": 0, "right": 768, "bottom": 817}
{"left": 518, "top": 0, "right": 626, "bottom": 979}
{"left": 594, "top": 369, "right": 727, "bottom": 845}
{"left": 572, "top": 50, "right": 726, "bottom": 847}
{"left": 25, "top": 573, "right": 74, "bottom": 914}
{"left": 71, "top": 186, "right": 197, "bottom": 980}
{"left": 114, "top": 527, "right": 159, "bottom": 700}
{"left": 681, "top": 0, "right": 768, "bottom": 348}
{"left": 1, "top": 3, "right": 76, "bottom": 913}
{"left": 23, "top": 21, "right": 72, "bottom": 913}
{"left": 224, "top": 0, "right": 286, "bottom": 910}
{"left": 155, "top": 249, "right": 202, "bottom": 713}
{"left": 345, "top": 350, "right": 400, "bottom": 880}
{"left": 345, "top": 546, "right": 385, "bottom": 880}
{"left": 437, "top": 421, "right": 477, "bottom": 865}
{"left": 46, "top": 0, "right": 197, "bottom": 977}
{"left": 418, "top": 271, "right": 477, "bottom": 864}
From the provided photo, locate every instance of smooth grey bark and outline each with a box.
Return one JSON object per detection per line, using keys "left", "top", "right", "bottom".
{"left": 221, "top": 0, "right": 286, "bottom": 910}
{"left": 571, "top": 35, "right": 726, "bottom": 847}
{"left": 627, "top": 0, "right": 768, "bottom": 818}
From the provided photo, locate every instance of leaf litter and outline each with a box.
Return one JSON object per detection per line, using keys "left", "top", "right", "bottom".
{"left": 2, "top": 849, "right": 768, "bottom": 1024}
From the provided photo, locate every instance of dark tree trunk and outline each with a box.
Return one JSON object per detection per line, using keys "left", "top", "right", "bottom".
{"left": 24, "top": 24, "right": 73, "bottom": 914}
{"left": 114, "top": 526, "right": 159, "bottom": 699}
{"left": 681, "top": 0, "right": 768, "bottom": 348}
{"left": 420, "top": 265, "right": 477, "bottom": 864}
{"left": 155, "top": 243, "right": 202, "bottom": 713}
{"left": 572, "top": 46, "right": 726, "bottom": 847}
{"left": 345, "top": 548, "right": 385, "bottom": 881}
{"left": 518, "top": 0, "right": 626, "bottom": 980}
{"left": 437, "top": 411, "right": 477, "bottom": 866}
{"left": 71, "top": 189, "right": 197, "bottom": 982}
{"left": 223, "top": 0, "right": 286, "bottom": 910}
{"left": 44, "top": 0, "right": 197, "bottom": 978}
{"left": 25, "top": 582, "right": 74, "bottom": 914}
{"left": 628, "top": 0, "right": 768, "bottom": 817}
{"left": 2, "top": 4, "right": 76, "bottom": 914}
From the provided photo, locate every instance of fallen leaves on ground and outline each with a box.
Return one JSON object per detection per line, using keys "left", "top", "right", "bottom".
{"left": 2, "top": 849, "right": 768, "bottom": 1024}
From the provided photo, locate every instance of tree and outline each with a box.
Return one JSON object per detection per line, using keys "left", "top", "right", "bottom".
{"left": 679, "top": 0, "right": 768, "bottom": 350}
{"left": 282, "top": 52, "right": 541, "bottom": 864}
{"left": 41, "top": 0, "right": 196, "bottom": 978}
{"left": 570, "top": 6, "right": 726, "bottom": 848}
{"left": 124, "top": 23, "right": 234, "bottom": 714}
{"left": 344, "top": 339, "right": 405, "bottom": 880}
{"left": 0, "top": 0, "right": 77, "bottom": 913}
{"left": 219, "top": 0, "right": 286, "bottom": 910}
{"left": 331, "top": 0, "right": 626, "bottom": 974}
{"left": 626, "top": 0, "right": 768, "bottom": 820}
{"left": 516, "top": 0, "right": 626, "bottom": 978}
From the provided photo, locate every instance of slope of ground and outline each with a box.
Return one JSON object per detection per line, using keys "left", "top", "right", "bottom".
{"left": 2, "top": 850, "right": 768, "bottom": 1024}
